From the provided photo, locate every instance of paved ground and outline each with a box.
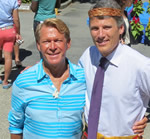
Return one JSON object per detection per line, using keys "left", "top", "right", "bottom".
{"left": 0, "top": 1, "right": 149, "bottom": 138}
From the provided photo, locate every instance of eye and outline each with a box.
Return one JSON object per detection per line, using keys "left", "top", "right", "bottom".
{"left": 91, "top": 26, "right": 99, "bottom": 31}
{"left": 54, "top": 39, "right": 62, "bottom": 43}
{"left": 42, "top": 40, "right": 49, "bottom": 44}
{"left": 103, "top": 26, "right": 112, "bottom": 30}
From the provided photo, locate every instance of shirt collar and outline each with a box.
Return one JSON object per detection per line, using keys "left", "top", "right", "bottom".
{"left": 68, "top": 59, "right": 77, "bottom": 78}
{"left": 95, "top": 43, "right": 124, "bottom": 67}
{"left": 107, "top": 43, "right": 124, "bottom": 67}
{"left": 36, "top": 59, "right": 46, "bottom": 82}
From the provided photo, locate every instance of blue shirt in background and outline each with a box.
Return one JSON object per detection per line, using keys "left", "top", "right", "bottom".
{"left": 33, "top": 0, "right": 57, "bottom": 22}
{"left": 0, "top": 0, "right": 18, "bottom": 28}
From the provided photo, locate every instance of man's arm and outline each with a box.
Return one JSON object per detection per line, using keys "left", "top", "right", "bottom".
{"left": 8, "top": 84, "right": 25, "bottom": 139}
{"left": 30, "top": 0, "right": 38, "bottom": 12}
{"left": 132, "top": 117, "right": 148, "bottom": 136}
{"left": 11, "top": 134, "right": 23, "bottom": 139}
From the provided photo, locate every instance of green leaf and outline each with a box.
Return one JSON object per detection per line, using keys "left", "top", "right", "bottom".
{"left": 132, "top": 31, "right": 138, "bottom": 37}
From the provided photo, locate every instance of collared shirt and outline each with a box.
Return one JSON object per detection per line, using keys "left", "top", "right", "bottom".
{"left": 0, "top": 0, "right": 18, "bottom": 28}
{"left": 8, "top": 59, "right": 86, "bottom": 139}
{"left": 33, "top": 0, "right": 56, "bottom": 22}
{"left": 78, "top": 44, "right": 150, "bottom": 137}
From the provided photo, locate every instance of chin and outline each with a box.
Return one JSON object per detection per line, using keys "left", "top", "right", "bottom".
{"left": 43, "top": 58, "right": 58, "bottom": 66}
{"left": 49, "top": 60, "right": 61, "bottom": 66}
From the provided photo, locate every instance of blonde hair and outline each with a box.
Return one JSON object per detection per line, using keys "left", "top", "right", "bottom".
{"left": 35, "top": 18, "right": 70, "bottom": 43}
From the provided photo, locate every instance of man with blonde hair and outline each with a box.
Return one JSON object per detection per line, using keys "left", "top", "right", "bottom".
{"left": 8, "top": 18, "right": 86, "bottom": 139}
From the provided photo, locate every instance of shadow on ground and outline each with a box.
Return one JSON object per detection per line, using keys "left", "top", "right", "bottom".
{"left": 12, "top": 48, "right": 32, "bottom": 61}
{"left": 72, "top": 0, "right": 97, "bottom": 3}
{"left": 0, "top": 48, "right": 32, "bottom": 83}
{"left": 9, "top": 66, "right": 26, "bottom": 83}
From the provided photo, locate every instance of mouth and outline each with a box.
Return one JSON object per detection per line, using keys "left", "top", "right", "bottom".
{"left": 48, "top": 52, "right": 60, "bottom": 57}
{"left": 96, "top": 39, "right": 108, "bottom": 46}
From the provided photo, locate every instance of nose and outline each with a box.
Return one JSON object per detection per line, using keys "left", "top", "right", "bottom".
{"left": 98, "top": 28, "right": 105, "bottom": 39}
{"left": 49, "top": 41, "right": 57, "bottom": 51}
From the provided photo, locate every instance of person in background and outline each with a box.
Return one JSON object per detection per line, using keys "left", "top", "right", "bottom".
{"left": 79, "top": 0, "right": 150, "bottom": 138}
{"left": 30, "top": 0, "right": 61, "bottom": 34}
{"left": 0, "top": 0, "right": 23, "bottom": 68}
{"left": 13, "top": 36, "right": 24, "bottom": 68}
{"left": 8, "top": 18, "right": 86, "bottom": 139}
{"left": 13, "top": 0, "right": 23, "bottom": 68}
{"left": 116, "top": 0, "right": 133, "bottom": 46}
{"left": 0, "top": 0, "right": 21, "bottom": 89}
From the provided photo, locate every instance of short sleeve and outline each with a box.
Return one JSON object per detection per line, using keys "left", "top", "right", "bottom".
{"left": 13, "top": 0, "right": 19, "bottom": 9}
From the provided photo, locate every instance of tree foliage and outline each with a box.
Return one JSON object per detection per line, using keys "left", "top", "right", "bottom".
{"left": 22, "top": 0, "right": 31, "bottom": 3}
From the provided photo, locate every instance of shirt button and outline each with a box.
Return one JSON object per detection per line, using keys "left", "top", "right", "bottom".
{"left": 52, "top": 85, "right": 55, "bottom": 88}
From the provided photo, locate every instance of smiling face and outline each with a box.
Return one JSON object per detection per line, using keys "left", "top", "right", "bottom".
{"left": 89, "top": 17, "right": 124, "bottom": 57}
{"left": 37, "top": 25, "right": 71, "bottom": 67}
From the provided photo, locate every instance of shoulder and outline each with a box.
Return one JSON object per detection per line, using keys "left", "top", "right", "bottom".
{"left": 13, "top": 0, "right": 19, "bottom": 9}
{"left": 69, "top": 60, "right": 85, "bottom": 73}
{"left": 123, "top": 45, "right": 149, "bottom": 61}
{"left": 81, "top": 46, "right": 98, "bottom": 57}
{"left": 14, "top": 63, "right": 39, "bottom": 88}
{"left": 69, "top": 60, "right": 86, "bottom": 81}
{"left": 121, "top": 45, "right": 150, "bottom": 69}
{"left": 79, "top": 46, "right": 100, "bottom": 67}
{"left": 2, "top": 0, "right": 19, "bottom": 9}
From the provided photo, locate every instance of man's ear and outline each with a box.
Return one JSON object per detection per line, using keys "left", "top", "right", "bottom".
{"left": 37, "top": 42, "right": 41, "bottom": 51}
{"left": 119, "top": 24, "right": 125, "bottom": 36}
{"left": 66, "top": 39, "right": 71, "bottom": 50}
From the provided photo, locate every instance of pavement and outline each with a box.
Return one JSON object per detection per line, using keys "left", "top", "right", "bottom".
{"left": 0, "top": 1, "right": 150, "bottom": 138}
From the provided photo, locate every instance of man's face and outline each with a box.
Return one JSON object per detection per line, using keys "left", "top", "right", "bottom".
{"left": 37, "top": 25, "right": 70, "bottom": 66}
{"left": 89, "top": 17, "right": 124, "bottom": 57}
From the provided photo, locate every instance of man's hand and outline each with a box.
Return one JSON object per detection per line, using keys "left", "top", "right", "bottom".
{"left": 11, "top": 134, "right": 23, "bottom": 139}
{"left": 16, "top": 33, "right": 21, "bottom": 41}
{"left": 81, "top": 131, "right": 88, "bottom": 139}
{"left": 18, "top": 0, "right": 22, "bottom": 6}
{"left": 132, "top": 117, "right": 148, "bottom": 137}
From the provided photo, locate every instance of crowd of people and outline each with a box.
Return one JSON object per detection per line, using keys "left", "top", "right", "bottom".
{"left": 0, "top": 0, "right": 150, "bottom": 138}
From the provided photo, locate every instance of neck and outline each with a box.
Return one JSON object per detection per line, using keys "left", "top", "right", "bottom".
{"left": 43, "top": 59, "right": 70, "bottom": 92}
{"left": 43, "top": 59, "right": 68, "bottom": 78}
